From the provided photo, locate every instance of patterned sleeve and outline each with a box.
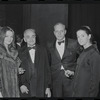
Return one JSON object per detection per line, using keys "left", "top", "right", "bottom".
{"left": 16, "top": 57, "right": 22, "bottom": 68}
{"left": 0, "top": 58, "right": 2, "bottom": 92}
{"left": 89, "top": 52, "right": 100, "bottom": 96}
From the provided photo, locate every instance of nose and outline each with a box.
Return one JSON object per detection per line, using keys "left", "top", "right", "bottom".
{"left": 79, "top": 39, "right": 82, "bottom": 43}
{"left": 30, "top": 37, "right": 35, "bottom": 41}
{"left": 8, "top": 37, "right": 12, "bottom": 41}
{"left": 58, "top": 31, "right": 61, "bottom": 35}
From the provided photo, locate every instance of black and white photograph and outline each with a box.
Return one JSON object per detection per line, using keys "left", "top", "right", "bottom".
{"left": 0, "top": 2, "right": 100, "bottom": 98}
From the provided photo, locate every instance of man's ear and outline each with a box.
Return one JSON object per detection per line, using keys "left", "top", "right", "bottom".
{"left": 54, "top": 31, "right": 56, "bottom": 36}
{"left": 65, "top": 29, "right": 67, "bottom": 35}
{"left": 24, "top": 37, "right": 26, "bottom": 42}
{"left": 89, "top": 34, "right": 91, "bottom": 40}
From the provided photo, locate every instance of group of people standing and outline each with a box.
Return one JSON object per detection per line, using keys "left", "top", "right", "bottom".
{"left": 0, "top": 22, "right": 100, "bottom": 98}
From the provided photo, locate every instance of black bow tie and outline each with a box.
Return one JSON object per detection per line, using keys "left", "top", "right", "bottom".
{"left": 28, "top": 46, "right": 36, "bottom": 50}
{"left": 58, "top": 40, "right": 65, "bottom": 45}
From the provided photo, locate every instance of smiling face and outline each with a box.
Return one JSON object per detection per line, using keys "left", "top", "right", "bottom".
{"left": 54, "top": 24, "right": 66, "bottom": 41}
{"left": 76, "top": 30, "right": 91, "bottom": 47}
{"left": 24, "top": 29, "right": 36, "bottom": 47}
{"left": 4, "top": 30, "right": 14, "bottom": 46}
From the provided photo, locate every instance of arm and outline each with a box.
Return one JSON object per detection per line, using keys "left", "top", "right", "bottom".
{"left": 90, "top": 52, "right": 100, "bottom": 96}
{"left": 0, "top": 58, "right": 3, "bottom": 97}
{"left": 18, "top": 58, "right": 29, "bottom": 94}
{"left": 44, "top": 48, "right": 51, "bottom": 97}
{"left": 64, "top": 40, "right": 80, "bottom": 77}
{"left": 64, "top": 40, "right": 78, "bottom": 72}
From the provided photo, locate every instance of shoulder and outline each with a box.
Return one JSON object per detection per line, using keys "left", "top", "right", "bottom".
{"left": 19, "top": 45, "right": 27, "bottom": 53}
{"left": 91, "top": 49, "right": 100, "bottom": 58}
{"left": 36, "top": 44, "right": 47, "bottom": 52}
{"left": 0, "top": 45, "right": 7, "bottom": 57}
{"left": 46, "top": 40, "right": 55, "bottom": 50}
{"left": 47, "top": 41, "right": 54, "bottom": 47}
{"left": 10, "top": 48, "right": 18, "bottom": 60}
{"left": 88, "top": 48, "right": 100, "bottom": 62}
{"left": 67, "top": 38, "right": 78, "bottom": 49}
{"left": 67, "top": 38, "right": 77, "bottom": 45}
{"left": 0, "top": 44, "right": 6, "bottom": 52}
{"left": 18, "top": 45, "right": 27, "bottom": 59}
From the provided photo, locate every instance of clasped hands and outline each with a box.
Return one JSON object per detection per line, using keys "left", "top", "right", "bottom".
{"left": 19, "top": 68, "right": 25, "bottom": 74}
{"left": 64, "top": 70, "right": 74, "bottom": 78}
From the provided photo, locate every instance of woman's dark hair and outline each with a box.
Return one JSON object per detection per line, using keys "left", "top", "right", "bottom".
{"left": 15, "top": 34, "right": 22, "bottom": 43}
{"left": 76, "top": 26, "right": 95, "bottom": 44}
{"left": 0, "top": 26, "right": 16, "bottom": 50}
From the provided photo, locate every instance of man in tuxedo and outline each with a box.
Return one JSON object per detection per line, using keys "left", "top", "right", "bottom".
{"left": 47, "top": 23, "right": 79, "bottom": 97}
{"left": 16, "top": 34, "right": 23, "bottom": 51}
{"left": 19, "top": 29, "right": 51, "bottom": 97}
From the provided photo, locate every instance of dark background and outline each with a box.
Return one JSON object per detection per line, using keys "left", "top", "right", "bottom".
{"left": 0, "top": 4, "right": 100, "bottom": 50}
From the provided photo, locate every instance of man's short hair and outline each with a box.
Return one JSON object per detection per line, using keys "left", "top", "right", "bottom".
{"left": 24, "top": 29, "right": 36, "bottom": 37}
{"left": 54, "top": 23, "right": 65, "bottom": 30}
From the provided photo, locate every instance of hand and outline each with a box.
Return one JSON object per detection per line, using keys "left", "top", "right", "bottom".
{"left": 65, "top": 70, "right": 74, "bottom": 77}
{"left": 0, "top": 92, "right": 3, "bottom": 97}
{"left": 20, "top": 85, "right": 29, "bottom": 94}
{"left": 19, "top": 68, "right": 25, "bottom": 74}
{"left": 45, "top": 88, "right": 51, "bottom": 97}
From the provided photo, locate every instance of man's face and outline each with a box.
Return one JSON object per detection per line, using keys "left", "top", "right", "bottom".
{"left": 24, "top": 30, "right": 36, "bottom": 47}
{"left": 54, "top": 24, "right": 66, "bottom": 41}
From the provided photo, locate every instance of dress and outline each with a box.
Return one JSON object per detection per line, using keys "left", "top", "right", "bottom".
{"left": 0, "top": 45, "right": 21, "bottom": 97}
{"left": 72, "top": 45, "right": 100, "bottom": 97}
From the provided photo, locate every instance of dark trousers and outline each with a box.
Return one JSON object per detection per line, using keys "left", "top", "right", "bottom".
{"left": 20, "top": 63, "right": 37, "bottom": 97}
{"left": 52, "top": 71, "right": 73, "bottom": 97}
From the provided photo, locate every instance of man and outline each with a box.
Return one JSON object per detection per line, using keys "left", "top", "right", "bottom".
{"left": 47, "top": 23, "right": 79, "bottom": 97}
{"left": 19, "top": 29, "right": 51, "bottom": 97}
{"left": 16, "top": 34, "right": 23, "bottom": 51}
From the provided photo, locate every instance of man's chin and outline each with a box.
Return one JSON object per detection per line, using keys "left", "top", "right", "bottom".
{"left": 58, "top": 38, "right": 64, "bottom": 41}
{"left": 79, "top": 43, "right": 83, "bottom": 46}
{"left": 29, "top": 44, "right": 35, "bottom": 46}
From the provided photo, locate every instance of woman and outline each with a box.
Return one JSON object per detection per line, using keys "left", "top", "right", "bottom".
{"left": 0, "top": 26, "right": 21, "bottom": 97}
{"left": 72, "top": 26, "right": 100, "bottom": 97}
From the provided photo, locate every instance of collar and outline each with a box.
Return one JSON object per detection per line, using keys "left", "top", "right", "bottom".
{"left": 83, "top": 45, "right": 94, "bottom": 52}
{"left": 27, "top": 44, "right": 35, "bottom": 48}
{"left": 56, "top": 37, "right": 65, "bottom": 43}
{"left": 17, "top": 43, "right": 21, "bottom": 46}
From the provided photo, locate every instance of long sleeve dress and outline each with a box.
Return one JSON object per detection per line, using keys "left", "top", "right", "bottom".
{"left": 72, "top": 45, "right": 100, "bottom": 97}
{"left": 0, "top": 45, "right": 21, "bottom": 97}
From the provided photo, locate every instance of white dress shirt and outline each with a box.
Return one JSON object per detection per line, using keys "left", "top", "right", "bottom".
{"left": 56, "top": 38, "right": 65, "bottom": 59}
{"left": 56, "top": 38, "right": 65, "bottom": 70}
{"left": 28, "top": 45, "right": 36, "bottom": 63}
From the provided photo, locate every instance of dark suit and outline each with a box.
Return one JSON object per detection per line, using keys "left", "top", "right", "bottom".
{"left": 16, "top": 43, "right": 21, "bottom": 52}
{"left": 19, "top": 44, "right": 51, "bottom": 97}
{"left": 47, "top": 38, "right": 79, "bottom": 97}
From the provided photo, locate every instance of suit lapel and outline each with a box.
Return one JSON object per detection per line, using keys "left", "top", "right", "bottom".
{"left": 52, "top": 40, "right": 61, "bottom": 60}
{"left": 24, "top": 45, "right": 39, "bottom": 82}
{"left": 25, "top": 47, "right": 33, "bottom": 64}
{"left": 21, "top": 47, "right": 33, "bottom": 81}
{"left": 25, "top": 45, "right": 40, "bottom": 69}
{"left": 62, "top": 38, "right": 68, "bottom": 59}
{"left": 34, "top": 44, "right": 40, "bottom": 68}
{"left": 52, "top": 39, "right": 68, "bottom": 60}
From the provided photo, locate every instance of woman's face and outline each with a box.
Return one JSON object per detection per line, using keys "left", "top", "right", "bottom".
{"left": 4, "top": 30, "right": 14, "bottom": 45}
{"left": 76, "top": 30, "right": 91, "bottom": 46}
